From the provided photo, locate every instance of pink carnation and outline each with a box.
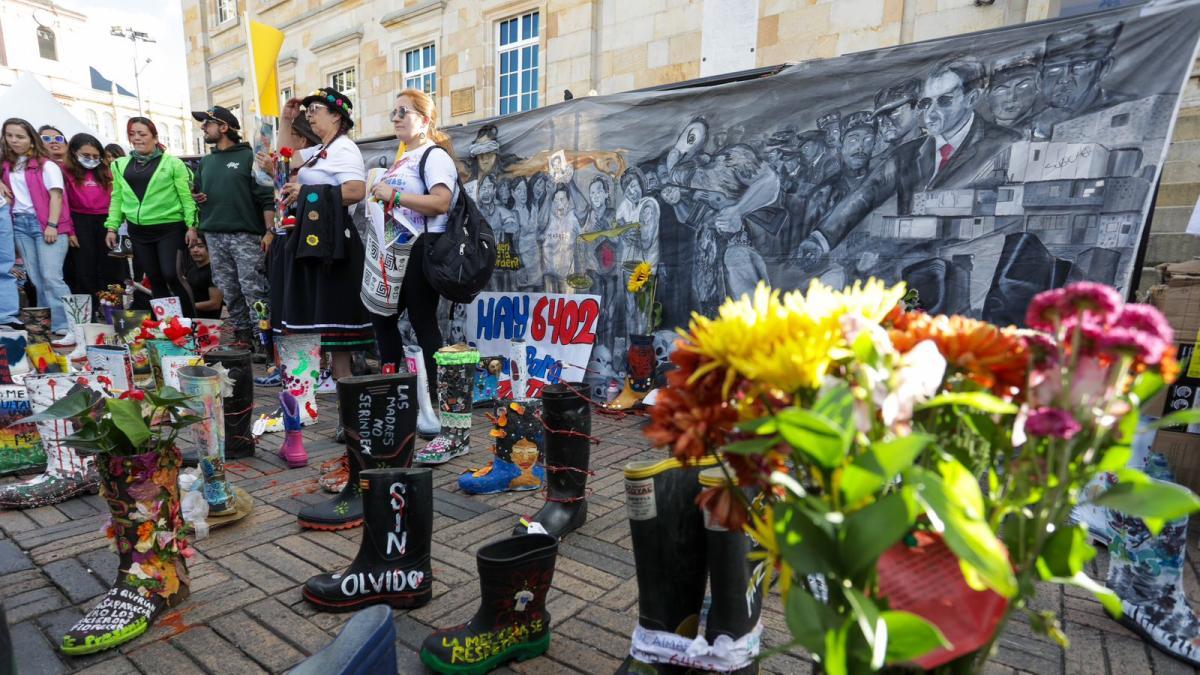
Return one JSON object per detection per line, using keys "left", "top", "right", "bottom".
{"left": 1065, "top": 318, "right": 1106, "bottom": 356}
{"left": 1061, "top": 282, "right": 1122, "bottom": 321}
{"left": 1025, "top": 407, "right": 1082, "bottom": 440}
{"left": 1099, "top": 326, "right": 1168, "bottom": 365}
{"left": 1113, "top": 303, "right": 1174, "bottom": 345}
{"left": 1024, "top": 331, "right": 1059, "bottom": 369}
{"left": 1026, "top": 287, "right": 1067, "bottom": 331}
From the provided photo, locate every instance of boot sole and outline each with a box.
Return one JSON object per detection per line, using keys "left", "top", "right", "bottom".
{"left": 1113, "top": 608, "right": 1200, "bottom": 668}
{"left": 302, "top": 586, "right": 432, "bottom": 612}
{"left": 419, "top": 631, "right": 550, "bottom": 674}
{"left": 282, "top": 457, "right": 309, "bottom": 469}
{"left": 60, "top": 618, "right": 149, "bottom": 656}
{"left": 297, "top": 518, "right": 363, "bottom": 531}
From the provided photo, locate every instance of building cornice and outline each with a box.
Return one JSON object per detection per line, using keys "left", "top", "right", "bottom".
{"left": 310, "top": 29, "right": 363, "bottom": 55}
{"left": 209, "top": 74, "right": 244, "bottom": 92}
{"left": 380, "top": 0, "right": 446, "bottom": 28}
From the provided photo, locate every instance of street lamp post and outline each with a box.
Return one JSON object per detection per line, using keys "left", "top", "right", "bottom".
{"left": 110, "top": 27, "right": 155, "bottom": 117}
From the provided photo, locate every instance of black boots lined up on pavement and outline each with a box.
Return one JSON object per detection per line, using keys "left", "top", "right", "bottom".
{"left": 517, "top": 382, "right": 592, "bottom": 539}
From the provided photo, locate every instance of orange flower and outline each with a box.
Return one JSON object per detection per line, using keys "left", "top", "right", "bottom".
{"left": 889, "top": 311, "right": 1029, "bottom": 397}
{"left": 644, "top": 347, "right": 738, "bottom": 461}
{"left": 137, "top": 521, "right": 154, "bottom": 542}
{"left": 696, "top": 484, "right": 749, "bottom": 533}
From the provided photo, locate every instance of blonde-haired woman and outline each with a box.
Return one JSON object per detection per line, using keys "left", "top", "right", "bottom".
{"left": 363, "top": 88, "right": 456, "bottom": 400}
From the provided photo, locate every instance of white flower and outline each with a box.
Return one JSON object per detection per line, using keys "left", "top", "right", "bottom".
{"left": 879, "top": 340, "right": 946, "bottom": 428}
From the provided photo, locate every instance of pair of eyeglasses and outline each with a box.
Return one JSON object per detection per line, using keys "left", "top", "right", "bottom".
{"left": 389, "top": 106, "right": 421, "bottom": 121}
{"left": 41, "top": 134, "right": 65, "bottom": 144}
{"left": 305, "top": 103, "right": 328, "bottom": 116}
{"left": 916, "top": 93, "right": 959, "bottom": 111}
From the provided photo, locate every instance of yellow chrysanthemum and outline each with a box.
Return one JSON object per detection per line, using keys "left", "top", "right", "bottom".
{"left": 684, "top": 279, "right": 905, "bottom": 394}
{"left": 747, "top": 507, "right": 793, "bottom": 599}
{"left": 627, "top": 262, "right": 653, "bottom": 293}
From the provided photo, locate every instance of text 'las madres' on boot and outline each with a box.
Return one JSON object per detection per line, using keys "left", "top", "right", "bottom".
{"left": 297, "top": 373, "right": 418, "bottom": 531}
{"left": 304, "top": 468, "right": 433, "bottom": 611}
{"left": 420, "top": 533, "right": 558, "bottom": 675}
{"left": 516, "top": 382, "right": 592, "bottom": 538}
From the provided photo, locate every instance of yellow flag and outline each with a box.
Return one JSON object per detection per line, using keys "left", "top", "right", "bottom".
{"left": 247, "top": 19, "right": 285, "bottom": 117}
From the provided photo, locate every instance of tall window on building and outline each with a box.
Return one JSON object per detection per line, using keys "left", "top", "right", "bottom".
{"left": 403, "top": 44, "right": 436, "bottom": 96}
{"left": 85, "top": 110, "right": 100, "bottom": 134}
{"left": 215, "top": 0, "right": 236, "bottom": 25}
{"left": 36, "top": 26, "right": 56, "bottom": 61}
{"left": 103, "top": 113, "right": 115, "bottom": 141}
{"left": 227, "top": 105, "right": 241, "bottom": 129}
{"left": 280, "top": 86, "right": 293, "bottom": 109}
{"left": 173, "top": 125, "right": 183, "bottom": 152}
{"left": 329, "top": 67, "right": 357, "bottom": 122}
{"left": 497, "top": 11, "right": 539, "bottom": 116}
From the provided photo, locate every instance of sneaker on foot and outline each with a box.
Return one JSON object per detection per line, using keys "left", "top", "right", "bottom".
{"left": 51, "top": 332, "right": 76, "bottom": 347}
{"left": 254, "top": 369, "right": 282, "bottom": 386}
{"left": 315, "top": 369, "right": 336, "bottom": 394}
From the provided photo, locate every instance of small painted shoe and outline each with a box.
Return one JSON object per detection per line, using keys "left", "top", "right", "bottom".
{"left": 279, "top": 392, "right": 309, "bottom": 468}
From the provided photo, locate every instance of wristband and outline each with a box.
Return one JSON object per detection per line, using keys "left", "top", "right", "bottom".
{"left": 392, "top": 190, "right": 402, "bottom": 207}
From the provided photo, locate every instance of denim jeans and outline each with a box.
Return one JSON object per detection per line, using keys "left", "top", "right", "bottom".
{"left": 0, "top": 205, "right": 17, "bottom": 326}
{"left": 12, "top": 212, "right": 70, "bottom": 332}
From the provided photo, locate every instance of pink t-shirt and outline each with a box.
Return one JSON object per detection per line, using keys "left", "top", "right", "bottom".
{"left": 64, "top": 169, "right": 111, "bottom": 215}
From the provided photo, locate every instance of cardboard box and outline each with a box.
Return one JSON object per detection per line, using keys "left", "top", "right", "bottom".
{"left": 1149, "top": 284, "right": 1200, "bottom": 343}
{"left": 1152, "top": 430, "right": 1200, "bottom": 496}
{"left": 1148, "top": 343, "right": 1200, "bottom": 433}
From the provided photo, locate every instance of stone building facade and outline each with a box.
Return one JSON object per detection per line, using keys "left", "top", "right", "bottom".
{"left": 179, "top": 0, "right": 1198, "bottom": 290}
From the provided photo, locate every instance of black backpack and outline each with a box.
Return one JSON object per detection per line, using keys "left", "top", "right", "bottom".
{"left": 419, "top": 146, "right": 496, "bottom": 304}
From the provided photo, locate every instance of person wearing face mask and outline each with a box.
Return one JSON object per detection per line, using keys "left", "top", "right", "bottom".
{"left": 104, "top": 117, "right": 198, "bottom": 317}
{"left": 64, "top": 133, "right": 122, "bottom": 297}
{"left": 1, "top": 118, "right": 75, "bottom": 336}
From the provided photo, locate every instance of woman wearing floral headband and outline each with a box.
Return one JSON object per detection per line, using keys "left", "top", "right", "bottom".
{"left": 275, "top": 87, "right": 371, "bottom": 383}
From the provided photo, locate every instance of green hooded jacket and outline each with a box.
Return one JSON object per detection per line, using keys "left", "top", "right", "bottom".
{"left": 105, "top": 153, "right": 197, "bottom": 231}
{"left": 193, "top": 142, "right": 275, "bottom": 235}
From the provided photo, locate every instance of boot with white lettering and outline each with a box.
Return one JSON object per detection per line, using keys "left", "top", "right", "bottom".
{"left": 297, "top": 373, "right": 418, "bottom": 531}
{"left": 420, "top": 533, "right": 558, "bottom": 675}
{"left": 615, "top": 455, "right": 719, "bottom": 674}
{"left": 60, "top": 446, "right": 190, "bottom": 655}
{"left": 303, "top": 468, "right": 433, "bottom": 611}
{"left": 415, "top": 345, "right": 479, "bottom": 465}
{"left": 516, "top": 383, "right": 591, "bottom": 538}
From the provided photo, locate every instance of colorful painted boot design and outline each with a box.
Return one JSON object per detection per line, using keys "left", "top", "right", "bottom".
{"left": 415, "top": 345, "right": 479, "bottom": 465}
{"left": 459, "top": 400, "right": 544, "bottom": 496}
{"left": 276, "top": 334, "right": 321, "bottom": 427}
{"left": 279, "top": 391, "right": 309, "bottom": 468}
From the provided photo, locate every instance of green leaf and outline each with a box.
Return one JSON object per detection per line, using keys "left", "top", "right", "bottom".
{"left": 1037, "top": 523, "right": 1096, "bottom": 578}
{"left": 844, "top": 588, "right": 887, "bottom": 669}
{"left": 1152, "top": 408, "right": 1200, "bottom": 430}
{"left": 842, "top": 434, "right": 932, "bottom": 504}
{"left": 144, "top": 386, "right": 192, "bottom": 407}
{"left": 840, "top": 493, "right": 916, "bottom": 578}
{"left": 774, "top": 502, "right": 836, "bottom": 576}
{"left": 784, "top": 587, "right": 829, "bottom": 653}
{"left": 814, "top": 383, "right": 855, "bottom": 431}
{"left": 775, "top": 407, "right": 849, "bottom": 470}
{"left": 823, "top": 618, "right": 851, "bottom": 675}
{"left": 14, "top": 390, "right": 95, "bottom": 426}
{"left": 1093, "top": 479, "right": 1200, "bottom": 535}
{"left": 1130, "top": 371, "right": 1165, "bottom": 410}
{"left": 1050, "top": 571, "right": 1122, "bottom": 618}
{"left": 722, "top": 436, "right": 781, "bottom": 456}
{"left": 906, "top": 464, "right": 1017, "bottom": 598}
{"left": 1097, "top": 445, "right": 1132, "bottom": 473}
{"left": 881, "top": 610, "right": 950, "bottom": 664}
{"left": 917, "top": 392, "right": 1017, "bottom": 415}
{"left": 104, "top": 398, "right": 151, "bottom": 448}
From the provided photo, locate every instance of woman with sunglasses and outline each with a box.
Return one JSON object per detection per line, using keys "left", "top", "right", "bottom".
{"left": 275, "top": 87, "right": 371, "bottom": 387}
{"left": 37, "top": 125, "right": 68, "bottom": 164}
{"left": 0, "top": 118, "right": 75, "bottom": 336}
{"left": 104, "top": 117, "right": 197, "bottom": 317}
{"left": 64, "top": 133, "right": 122, "bottom": 297}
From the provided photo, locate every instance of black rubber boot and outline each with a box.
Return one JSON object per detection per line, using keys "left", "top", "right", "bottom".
{"left": 420, "top": 534, "right": 558, "bottom": 675}
{"left": 203, "top": 348, "right": 255, "bottom": 459}
{"left": 297, "top": 373, "right": 418, "bottom": 531}
{"left": 517, "top": 383, "right": 590, "bottom": 538}
{"left": 699, "top": 466, "right": 763, "bottom": 675}
{"left": 303, "top": 468, "right": 433, "bottom": 612}
{"left": 614, "top": 456, "right": 718, "bottom": 675}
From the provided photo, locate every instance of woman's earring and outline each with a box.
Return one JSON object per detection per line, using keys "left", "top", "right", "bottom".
{"left": 419, "top": 131, "right": 427, "bottom": 140}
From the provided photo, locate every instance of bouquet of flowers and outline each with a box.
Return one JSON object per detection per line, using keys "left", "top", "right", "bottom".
{"left": 646, "top": 279, "right": 1199, "bottom": 673}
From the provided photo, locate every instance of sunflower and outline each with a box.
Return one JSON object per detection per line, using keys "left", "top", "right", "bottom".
{"left": 627, "top": 262, "right": 653, "bottom": 293}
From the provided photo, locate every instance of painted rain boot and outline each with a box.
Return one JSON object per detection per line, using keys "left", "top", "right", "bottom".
{"left": 0, "top": 383, "right": 46, "bottom": 476}
{"left": 1106, "top": 452, "right": 1200, "bottom": 667}
{"left": 277, "top": 333, "right": 321, "bottom": 427}
{"left": 420, "top": 533, "right": 558, "bottom": 674}
{"left": 20, "top": 307, "right": 51, "bottom": 344}
{"left": 0, "top": 374, "right": 101, "bottom": 508}
{"left": 405, "top": 345, "right": 441, "bottom": 440}
{"left": 615, "top": 456, "right": 719, "bottom": 674}
{"left": 204, "top": 349, "right": 255, "bottom": 459}
{"left": 298, "top": 373, "right": 418, "bottom": 531}
{"left": 415, "top": 345, "right": 479, "bottom": 465}
{"left": 605, "top": 334, "right": 655, "bottom": 411}
{"left": 59, "top": 294, "right": 91, "bottom": 359}
{"left": 459, "top": 400, "right": 544, "bottom": 496}
{"left": 279, "top": 391, "right": 309, "bottom": 468}
{"left": 60, "top": 446, "right": 190, "bottom": 656}
{"left": 176, "top": 366, "right": 239, "bottom": 520}
{"left": 695, "top": 466, "right": 764, "bottom": 674}
{"left": 516, "top": 383, "right": 590, "bottom": 538}
{"left": 303, "top": 468, "right": 433, "bottom": 611}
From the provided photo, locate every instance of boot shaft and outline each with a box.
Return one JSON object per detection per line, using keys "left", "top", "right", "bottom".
{"left": 627, "top": 334, "right": 656, "bottom": 392}
{"left": 338, "top": 373, "right": 418, "bottom": 468}
{"left": 434, "top": 346, "right": 479, "bottom": 417}
{"left": 204, "top": 349, "right": 254, "bottom": 455}
{"left": 624, "top": 456, "right": 718, "bottom": 634}
{"left": 541, "top": 383, "right": 590, "bottom": 498}
{"left": 474, "top": 534, "right": 558, "bottom": 624}
{"left": 97, "top": 447, "right": 188, "bottom": 576}
{"left": 25, "top": 373, "right": 99, "bottom": 478}
{"left": 359, "top": 468, "right": 433, "bottom": 563}
{"left": 698, "top": 467, "right": 762, "bottom": 642}
{"left": 491, "top": 400, "right": 544, "bottom": 465}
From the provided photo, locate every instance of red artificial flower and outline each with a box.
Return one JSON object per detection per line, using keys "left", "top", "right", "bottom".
{"left": 279, "top": 147, "right": 294, "bottom": 159}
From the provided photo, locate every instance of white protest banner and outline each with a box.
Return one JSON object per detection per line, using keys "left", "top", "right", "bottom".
{"left": 465, "top": 292, "right": 600, "bottom": 399}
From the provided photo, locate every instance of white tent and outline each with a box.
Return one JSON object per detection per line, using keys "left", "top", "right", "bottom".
{"left": 0, "top": 73, "right": 105, "bottom": 145}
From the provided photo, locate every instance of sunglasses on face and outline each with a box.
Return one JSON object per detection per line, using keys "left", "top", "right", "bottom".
{"left": 389, "top": 106, "right": 421, "bottom": 121}
{"left": 41, "top": 135, "right": 65, "bottom": 144}
{"left": 916, "top": 92, "right": 960, "bottom": 111}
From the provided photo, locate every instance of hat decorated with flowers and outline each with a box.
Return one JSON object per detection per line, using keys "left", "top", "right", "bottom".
{"left": 301, "top": 87, "right": 354, "bottom": 128}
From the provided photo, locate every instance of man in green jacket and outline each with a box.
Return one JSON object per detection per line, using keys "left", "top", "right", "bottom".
{"left": 190, "top": 106, "right": 274, "bottom": 351}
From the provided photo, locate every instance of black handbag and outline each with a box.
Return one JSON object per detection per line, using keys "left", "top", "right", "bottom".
{"left": 418, "top": 146, "right": 495, "bottom": 304}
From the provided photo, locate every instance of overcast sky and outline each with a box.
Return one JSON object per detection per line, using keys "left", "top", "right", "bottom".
{"left": 58, "top": 0, "right": 190, "bottom": 108}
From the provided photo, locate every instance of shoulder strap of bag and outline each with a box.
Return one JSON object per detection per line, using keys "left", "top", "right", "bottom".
{"left": 417, "top": 145, "right": 439, "bottom": 233}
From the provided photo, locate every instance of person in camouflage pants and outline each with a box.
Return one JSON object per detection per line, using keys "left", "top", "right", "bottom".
{"left": 190, "top": 106, "right": 274, "bottom": 349}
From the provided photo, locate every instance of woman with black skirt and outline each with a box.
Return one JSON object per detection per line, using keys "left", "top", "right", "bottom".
{"left": 276, "top": 87, "right": 371, "bottom": 381}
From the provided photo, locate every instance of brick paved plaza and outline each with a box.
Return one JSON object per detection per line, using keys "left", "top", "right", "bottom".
{"left": 0, "top": 374, "right": 1196, "bottom": 674}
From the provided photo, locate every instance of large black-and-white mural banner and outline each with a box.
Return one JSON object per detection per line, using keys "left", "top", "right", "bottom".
{"left": 360, "top": 3, "right": 1200, "bottom": 389}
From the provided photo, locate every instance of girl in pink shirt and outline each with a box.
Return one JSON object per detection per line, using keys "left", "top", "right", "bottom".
{"left": 64, "top": 133, "right": 118, "bottom": 296}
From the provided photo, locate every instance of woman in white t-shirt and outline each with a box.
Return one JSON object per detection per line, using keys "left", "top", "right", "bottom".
{"left": 276, "top": 87, "right": 371, "bottom": 384}
{"left": 363, "top": 88, "right": 456, "bottom": 396}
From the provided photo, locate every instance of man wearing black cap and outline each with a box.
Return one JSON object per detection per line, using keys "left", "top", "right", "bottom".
{"left": 806, "top": 111, "right": 877, "bottom": 226}
{"left": 1031, "top": 22, "right": 1130, "bottom": 140}
{"left": 987, "top": 51, "right": 1042, "bottom": 137}
{"left": 872, "top": 78, "right": 923, "bottom": 162}
{"left": 190, "top": 105, "right": 274, "bottom": 350}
